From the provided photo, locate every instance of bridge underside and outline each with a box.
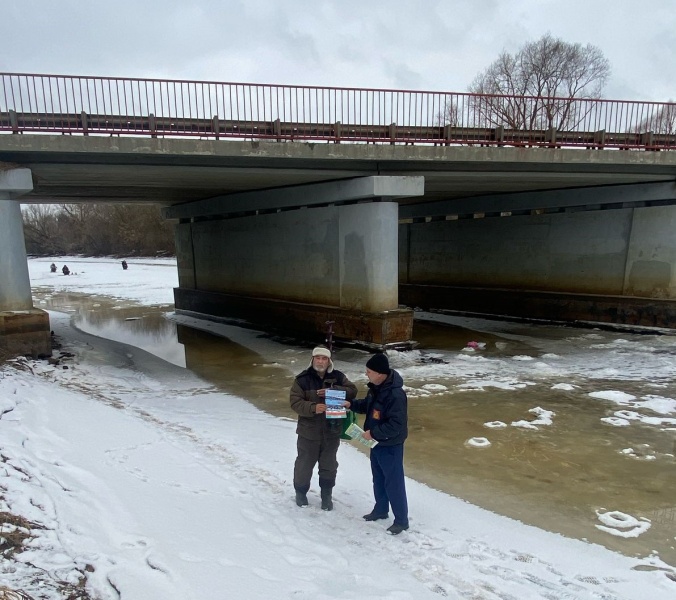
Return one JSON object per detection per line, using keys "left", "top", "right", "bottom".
{"left": 2, "top": 135, "right": 675, "bottom": 205}
{"left": 163, "top": 175, "right": 676, "bottom": 342}
{"left": 164, "top": 177, "right": 423, "bottom": 348}
{"left": 399, "top": 181, "right": 676, "bottom": 328}
{"left": 2, "top": 135, "right": 676, "bottom": 356}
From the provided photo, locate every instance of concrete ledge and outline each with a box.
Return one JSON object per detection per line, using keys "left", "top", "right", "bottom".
{"left": 0, "top": 167, "right": 33, "bottom": 198}
{"left": 174, "top": 288, "right": 413, "bottom": 348}
{"left": 164, "top": 175, "right": 424, "bottom": 220}
{"left": 0, "top": 309, "right": 51, "bottom": 358}
{"left": 400, "top": 284, "right": 676, "bottom": 329}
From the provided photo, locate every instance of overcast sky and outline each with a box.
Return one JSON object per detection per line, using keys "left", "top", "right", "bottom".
{"left": 2, "top": 0, "right": 675, "bottom": 102}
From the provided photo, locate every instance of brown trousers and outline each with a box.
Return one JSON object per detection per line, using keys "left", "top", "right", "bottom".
{"left": 293, "top": 434, "right": 340, "bottom": 493}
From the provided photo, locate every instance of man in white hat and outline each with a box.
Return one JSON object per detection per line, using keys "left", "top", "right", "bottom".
{"left": 290, "top": 345, "right": 357, "bottom": 510}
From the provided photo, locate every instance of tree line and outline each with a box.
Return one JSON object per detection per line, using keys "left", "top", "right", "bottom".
{"left": 22, "top": 204, "right": 175, "bottom": 257}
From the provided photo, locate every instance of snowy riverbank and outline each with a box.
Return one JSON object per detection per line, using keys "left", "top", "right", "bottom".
{"left": 0, "top": 257, "right": 674, "bottom": 599}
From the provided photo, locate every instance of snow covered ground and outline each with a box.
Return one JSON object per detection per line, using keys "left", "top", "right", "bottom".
{"left": 1, "top": 257, "right": 675, "bottom": 599}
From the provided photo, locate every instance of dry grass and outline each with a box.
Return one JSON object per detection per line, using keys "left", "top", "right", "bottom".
{"left": 1, "top": 352, "right": 98, "bottom": 599}
{"left": 0, "top": 511, "right": 41, "bottom": 559}
{"left": 0, "top": 503, "right": 97, "bottom": 600}
{"left": 0, "top": 586, "right": 35, "bottom": 599}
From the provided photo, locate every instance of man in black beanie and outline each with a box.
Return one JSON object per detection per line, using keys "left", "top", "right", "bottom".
{"left": 347, "top": 352, "right": 409, "bottom": 534}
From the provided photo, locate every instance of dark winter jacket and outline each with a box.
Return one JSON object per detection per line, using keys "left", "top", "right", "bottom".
{"left": 290, "top": 367, "right": 358, "bottom": 441}
{"left": 350, "top": 370, "right": 408, "bottom": 447}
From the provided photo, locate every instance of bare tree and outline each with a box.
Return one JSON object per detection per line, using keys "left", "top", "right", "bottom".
{"left": 468, "top": 34, "right": 611, "bottom": 131}
{"left": 22, "top": 205, "right": 60, "bottom": 254}
{"left": 436, "top": 97, "right": 461, "bottom": 127}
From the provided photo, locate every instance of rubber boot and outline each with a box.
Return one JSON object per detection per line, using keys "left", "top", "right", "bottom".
{"left": 295, "top": 491, "right": 308, "bottom": 507}
{"left": 320, "top": 488, "right": 333, "bottom": 511}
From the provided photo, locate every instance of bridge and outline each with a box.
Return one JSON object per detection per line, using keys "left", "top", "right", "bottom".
{"left": 1, "top": 73, "right": 676, "bottom": 356}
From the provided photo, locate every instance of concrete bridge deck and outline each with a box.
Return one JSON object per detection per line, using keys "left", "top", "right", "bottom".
{"left": 1, "top": 134, "right": 675, "bottom": 208}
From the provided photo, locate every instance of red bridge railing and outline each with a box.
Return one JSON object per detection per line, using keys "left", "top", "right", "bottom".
{"left": 1, "top": 72, "right": 675, "bottom": 149}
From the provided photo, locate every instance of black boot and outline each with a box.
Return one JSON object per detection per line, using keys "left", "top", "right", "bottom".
{"left": 295, "top": 491, "right": 308, "bottom": 507}
{"left": 363, "top": 511, "right": 389, "bottom": 521}
{"left": 320, "top": 488, "right": 333, "bottom": 511}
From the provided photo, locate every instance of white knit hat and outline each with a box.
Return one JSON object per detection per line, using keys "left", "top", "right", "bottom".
{"left": 309, "top": 345, "right": 334, "bottom": 372}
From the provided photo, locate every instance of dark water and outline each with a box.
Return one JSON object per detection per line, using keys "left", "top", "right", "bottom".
{"left": 35, "top": 289, "right": 676, "bottom": 567}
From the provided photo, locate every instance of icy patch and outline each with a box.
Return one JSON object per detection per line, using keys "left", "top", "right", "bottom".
{"left": 601, "top": 417, "right": 630, "bottom": 427}
{"left": 541, "top": 353, "right": 561, "bottom": 359}
{"left": 511, "top": 407, "right": 555, "bottom": 430}
{"left": 532, "top": 362, "right": 555, "bottom": 371}
{"left": 386, "top": 348, "right": 424, "bottom": 367}
{"left": 614, "top": 410, "right": 642, "bottom": 420}
{"left": 455, "top": 353, "right": 489, "bottom": 363}
{"left": 595, "top": 510, "right": 651, "bottom": 538}
{"left": 512, "top": 355, "right": 534, "bottom": 361}
{"left": 551, "top": 383, "right": 575, "bottom": 391}
{"left": 458, "top": 379, "right": 533, "bottom": 391}
{"left": 484, "top": 421, "right": 508, "bottom": 429}
{"left": 511, "top": 420, "right": 539, "bottom": 430}
{"left": 618, "top": 446, "right": 660, "bottom": 461}
{"left": 421, "top": 383, "right": 448, "bottom": 392}
{"left": 641, "top": 416, "right": 676, "bottom": 427}
{"left": 638, "top": 395, "right": 676, "bottom": 415}
{"left": 588, "top": 390, "right": 637, "bottom": 405}
{"left": 608, "top": 409, "right": 676, "bottom": 429}
{"left": 465, "top": 437, "right": 491, "bottom": 448}
{"left": 404, "top": 386, "right": 432, "bottom": 397}
{"left": 589, "top": 393, "right": 676, "bottom": 431}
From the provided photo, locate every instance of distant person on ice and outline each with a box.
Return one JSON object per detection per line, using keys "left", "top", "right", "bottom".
{"left": 61, "top": 265, "right": 70, "bottom": 276}
{"left": 121, "top": 260, "right": 128, "bottom": 270}
{"left": 346, "top": 352, "right": 410, "bottom": 535}
{"left": 50, "top": 263, "right": 57, "bottom": 273}
{"left": 289, "top": 345, "right": 357, "bottom": 511}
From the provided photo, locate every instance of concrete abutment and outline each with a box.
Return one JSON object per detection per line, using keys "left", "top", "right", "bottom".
{"left": 0, "top": 169, "right": 51, "bottom": 358}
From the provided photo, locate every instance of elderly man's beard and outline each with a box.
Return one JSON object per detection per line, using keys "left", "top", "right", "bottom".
{"left": 314, "top": 362, "right": 328, "bottom": 375}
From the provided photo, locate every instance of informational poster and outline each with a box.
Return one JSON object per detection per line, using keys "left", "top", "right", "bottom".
{"left": 325, "top": 389, "right": 347, "bottom": 418}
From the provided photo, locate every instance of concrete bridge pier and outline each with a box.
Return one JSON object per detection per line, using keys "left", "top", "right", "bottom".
{"left": 165, "top": 177, "right": 421, "bottom": 348}
{"left": 0, "top": 168, "right": 51, "bottom": 358}
{"left": 399, "top": 181, "right": 676, "bottom": 328}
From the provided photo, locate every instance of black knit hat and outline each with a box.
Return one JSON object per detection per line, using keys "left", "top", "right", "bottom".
{"left": 366, "top": 353, "right": 390, "bottom": 375}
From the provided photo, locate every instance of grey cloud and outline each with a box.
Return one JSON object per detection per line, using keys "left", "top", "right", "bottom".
{"left": 1, "top": 0, "right": 674, "bottom": 101}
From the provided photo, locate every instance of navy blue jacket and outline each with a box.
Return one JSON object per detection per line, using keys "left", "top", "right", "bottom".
{"left": 350, "top": 370, "right": 408, "bottom": 446}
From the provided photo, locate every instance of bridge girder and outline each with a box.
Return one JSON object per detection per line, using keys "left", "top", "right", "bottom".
{"left": 0, "top": 135, "right": 675, "bottom": 208}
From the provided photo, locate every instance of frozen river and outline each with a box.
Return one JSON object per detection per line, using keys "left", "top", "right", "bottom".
{"left": 30, "top": 257, "right": 676, "bottom": 568}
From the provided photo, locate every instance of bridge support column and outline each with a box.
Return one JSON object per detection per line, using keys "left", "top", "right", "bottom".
{"left": 165, "top": 177, "right": 421, "bottom": 348}
{"left": 0, "top": 169, "right": 51, "bottom": 358}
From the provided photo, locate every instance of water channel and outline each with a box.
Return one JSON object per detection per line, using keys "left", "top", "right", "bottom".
{"left": 35, "top": 288, "right": 676, "bottom": 568}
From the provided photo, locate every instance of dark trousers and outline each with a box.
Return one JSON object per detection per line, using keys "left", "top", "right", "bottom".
{"left": 370, "top": 444, "right": 408, "bottom": 526}
{"left": 293, "top": 434, "right": 340, "bottom": 493}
